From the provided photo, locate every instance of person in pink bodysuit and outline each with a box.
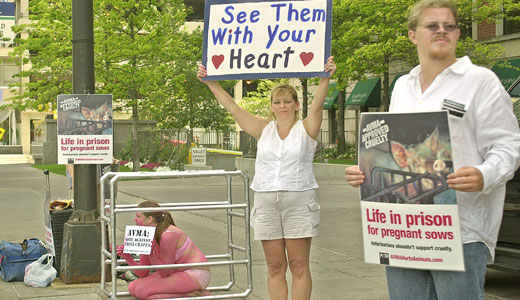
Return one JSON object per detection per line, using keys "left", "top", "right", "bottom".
{"left": 117, "top": 200, "right": 211, "bottom": 299}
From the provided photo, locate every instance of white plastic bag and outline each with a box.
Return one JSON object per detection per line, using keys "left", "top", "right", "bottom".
{"left": 24, "top": 253, "right": 57, "bottom": 287}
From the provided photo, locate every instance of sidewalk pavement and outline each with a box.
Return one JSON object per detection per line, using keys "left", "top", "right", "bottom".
{"left": 0, "top": 163, "right": 519, "bottom": 300}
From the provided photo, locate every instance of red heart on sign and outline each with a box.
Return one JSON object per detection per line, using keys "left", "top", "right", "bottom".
{"left": 299, "top": 52, "right": 314, "bottom": 66}
{"left": 212, "top": 55, "right": 224, "bottom": 69}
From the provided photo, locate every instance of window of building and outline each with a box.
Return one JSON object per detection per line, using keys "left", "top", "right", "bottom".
{"left": 185, "top": 0, "right": 204, "bottom": 21}
{"left": 227, "top": 86, "right": 235, "bottom": 98}
{"left": 0, "top": 61, "right": 19, "bottom": 86}
{"left": 504, "top": 12, "right": 520, "bottom": 35}
{"left": 242, "top": 79, "right": 258, "bottom": 98}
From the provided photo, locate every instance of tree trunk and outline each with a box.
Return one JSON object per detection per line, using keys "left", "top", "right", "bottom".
{"left": 301, "top": 78, "right": 308, "bottom": 118}
{"left": 337, "top": 90, "right": 346, "bottom": 155}
{"left": 383, "top": 56, "right": 390, "bottom": 111}
{"left": 132, "top": 102, "right": 140, "bottom": 172}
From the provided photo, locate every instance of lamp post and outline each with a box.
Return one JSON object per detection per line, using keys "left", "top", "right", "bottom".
{"left": 60, "top": 0, "right": 102, "bottom": 283}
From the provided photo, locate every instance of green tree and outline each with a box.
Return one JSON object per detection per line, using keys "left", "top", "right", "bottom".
{"left": 95, "top": 2, "right": 233, "bottom": 135}
{"left": 135, "top": 27, "right": 234, "bottom": 131}
{"left": 332, "top": 0, "right": 414, "bottom": 112}
{"left": 7, "top": 0, "right": 73, "bottom": 111}
{"left": 331, "top": 0, "right": 514, "bottom": 154}
{"left": 6, "top": 0, "right": 233, "bottom": 171}
{"left": 503, "top": 0, "right": 520, "bottom": 22}
{"left": 332, "top": 0, "right": 414, "bottom": 154}
{"left": 94, "top": 0, "right": 194, "bottom": 170}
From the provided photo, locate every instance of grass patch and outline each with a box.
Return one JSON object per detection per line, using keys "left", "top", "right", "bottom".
{"left": 119, "top": 165, "right": 133, "bottom": 172}
{"left": 33, "top": 164, "right": 67, "bottom": 176}
{"left": 314, "top": 158, "right": 356, "bottom": 165}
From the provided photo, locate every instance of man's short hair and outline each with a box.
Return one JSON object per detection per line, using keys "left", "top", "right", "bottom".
{"left": 408, "top": 0, "right": 458, "bottom": 30}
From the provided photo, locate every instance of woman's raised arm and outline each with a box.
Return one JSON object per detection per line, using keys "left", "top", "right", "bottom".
{"left": 303, "top": 56, "right": 336, "bottom": 140}
{"left": 198, "top": 65, "right": 269, "bottom": 139}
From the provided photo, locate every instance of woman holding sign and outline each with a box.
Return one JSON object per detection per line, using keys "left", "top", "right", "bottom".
{"left": 116, "top": 200, "right": 210, "bottom": 299}
{"left": 198, "top": 56, "right": 335, "bottom": 300}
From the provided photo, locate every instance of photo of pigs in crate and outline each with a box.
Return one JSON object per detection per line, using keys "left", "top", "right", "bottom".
{"left": 358, "top": 111, "right": 455, "bottom": 205}
{"left": 57, "top": 94, "right": 113, "bottom": 135}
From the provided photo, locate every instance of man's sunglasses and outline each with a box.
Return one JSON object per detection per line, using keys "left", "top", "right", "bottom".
{"left": 418, "top": 23, "right": 458, "bottom": 32}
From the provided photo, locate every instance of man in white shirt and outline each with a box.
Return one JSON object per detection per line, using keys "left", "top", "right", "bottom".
{"left": 345, "top": 0, "right": 520, "bottom": 299}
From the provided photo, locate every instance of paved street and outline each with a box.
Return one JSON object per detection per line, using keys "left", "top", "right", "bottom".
{"left": 0, "top": 164, "right": 519, "bottom": 299}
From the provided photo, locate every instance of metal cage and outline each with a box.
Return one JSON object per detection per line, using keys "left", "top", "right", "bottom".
{"left": 100, "top": 170, "right": 253, "bottom": 299}
{"left": 364, "top": 167, "right": 448, "bottom": 204}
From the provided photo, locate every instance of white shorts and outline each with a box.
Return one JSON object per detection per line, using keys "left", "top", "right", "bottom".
{"left": 250, "top": 190, "right": 320, "bottom": 240}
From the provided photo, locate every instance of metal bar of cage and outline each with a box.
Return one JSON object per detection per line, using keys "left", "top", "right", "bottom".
{"left": 99, "top": 170, "right": 253, "bottom": 300}
{"left": 366, "top": 167, "right": 448, "bottom": 203}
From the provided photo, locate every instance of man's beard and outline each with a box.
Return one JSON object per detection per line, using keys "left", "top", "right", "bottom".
{"left": 429, "top": 48, "right": 452, "bottom": 61}
{"left": 428, "top": 34, "right": 453, "bottom": 61}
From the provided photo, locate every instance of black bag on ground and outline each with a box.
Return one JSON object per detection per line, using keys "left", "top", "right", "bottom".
{"left": 0, "top": 239, "right": 48, "bottom": 282}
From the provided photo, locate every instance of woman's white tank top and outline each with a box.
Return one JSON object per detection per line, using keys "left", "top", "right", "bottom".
{"left": 250, "top": 120, "right": 318, "bottom": 192}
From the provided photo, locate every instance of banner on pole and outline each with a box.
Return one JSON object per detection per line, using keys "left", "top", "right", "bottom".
{"left": 57, "top": 94, "right": 113, "bottom": 164}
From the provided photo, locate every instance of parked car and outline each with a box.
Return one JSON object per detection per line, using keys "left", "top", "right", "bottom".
{"left": 490, "top": 76, "right": 520, "bottom": 273}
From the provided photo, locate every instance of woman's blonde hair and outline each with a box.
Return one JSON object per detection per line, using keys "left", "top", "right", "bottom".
{"left": 138, "top": 200, "right": 175, "bottom": 245}
{"left": 408, "top": 0, "right": 457, "bottom": 30}
{"left": 269, "top": 83, "right": 300, "bottom": 121}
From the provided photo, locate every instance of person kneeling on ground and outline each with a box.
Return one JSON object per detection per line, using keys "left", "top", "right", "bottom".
{"left": 117, "top": 200, "right": 211, "bottom": 299}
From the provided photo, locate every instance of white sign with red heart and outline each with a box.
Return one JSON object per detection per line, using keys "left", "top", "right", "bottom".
{"left": 203, "top": 0, "right": 331, "bottom": 80}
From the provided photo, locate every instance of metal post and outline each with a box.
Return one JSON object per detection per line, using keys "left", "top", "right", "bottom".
{"left": 61, "top": 0, "right": 103, "bottom": 283}
{"left": 226, "top": 176, "right": 236, "bottom": 286}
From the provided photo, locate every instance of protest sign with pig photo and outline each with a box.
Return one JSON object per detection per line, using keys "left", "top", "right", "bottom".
{"left": 358, "top": 111, "right": 464, "bottom": 271}
{"left": 202, "top": 0, "right": 332, "bottom": 80}
{"left": 57, "top": 94, "right": 113, "bottom": 164}
{"left": 359, "top": 111, "right": 455, "bottom": 205}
